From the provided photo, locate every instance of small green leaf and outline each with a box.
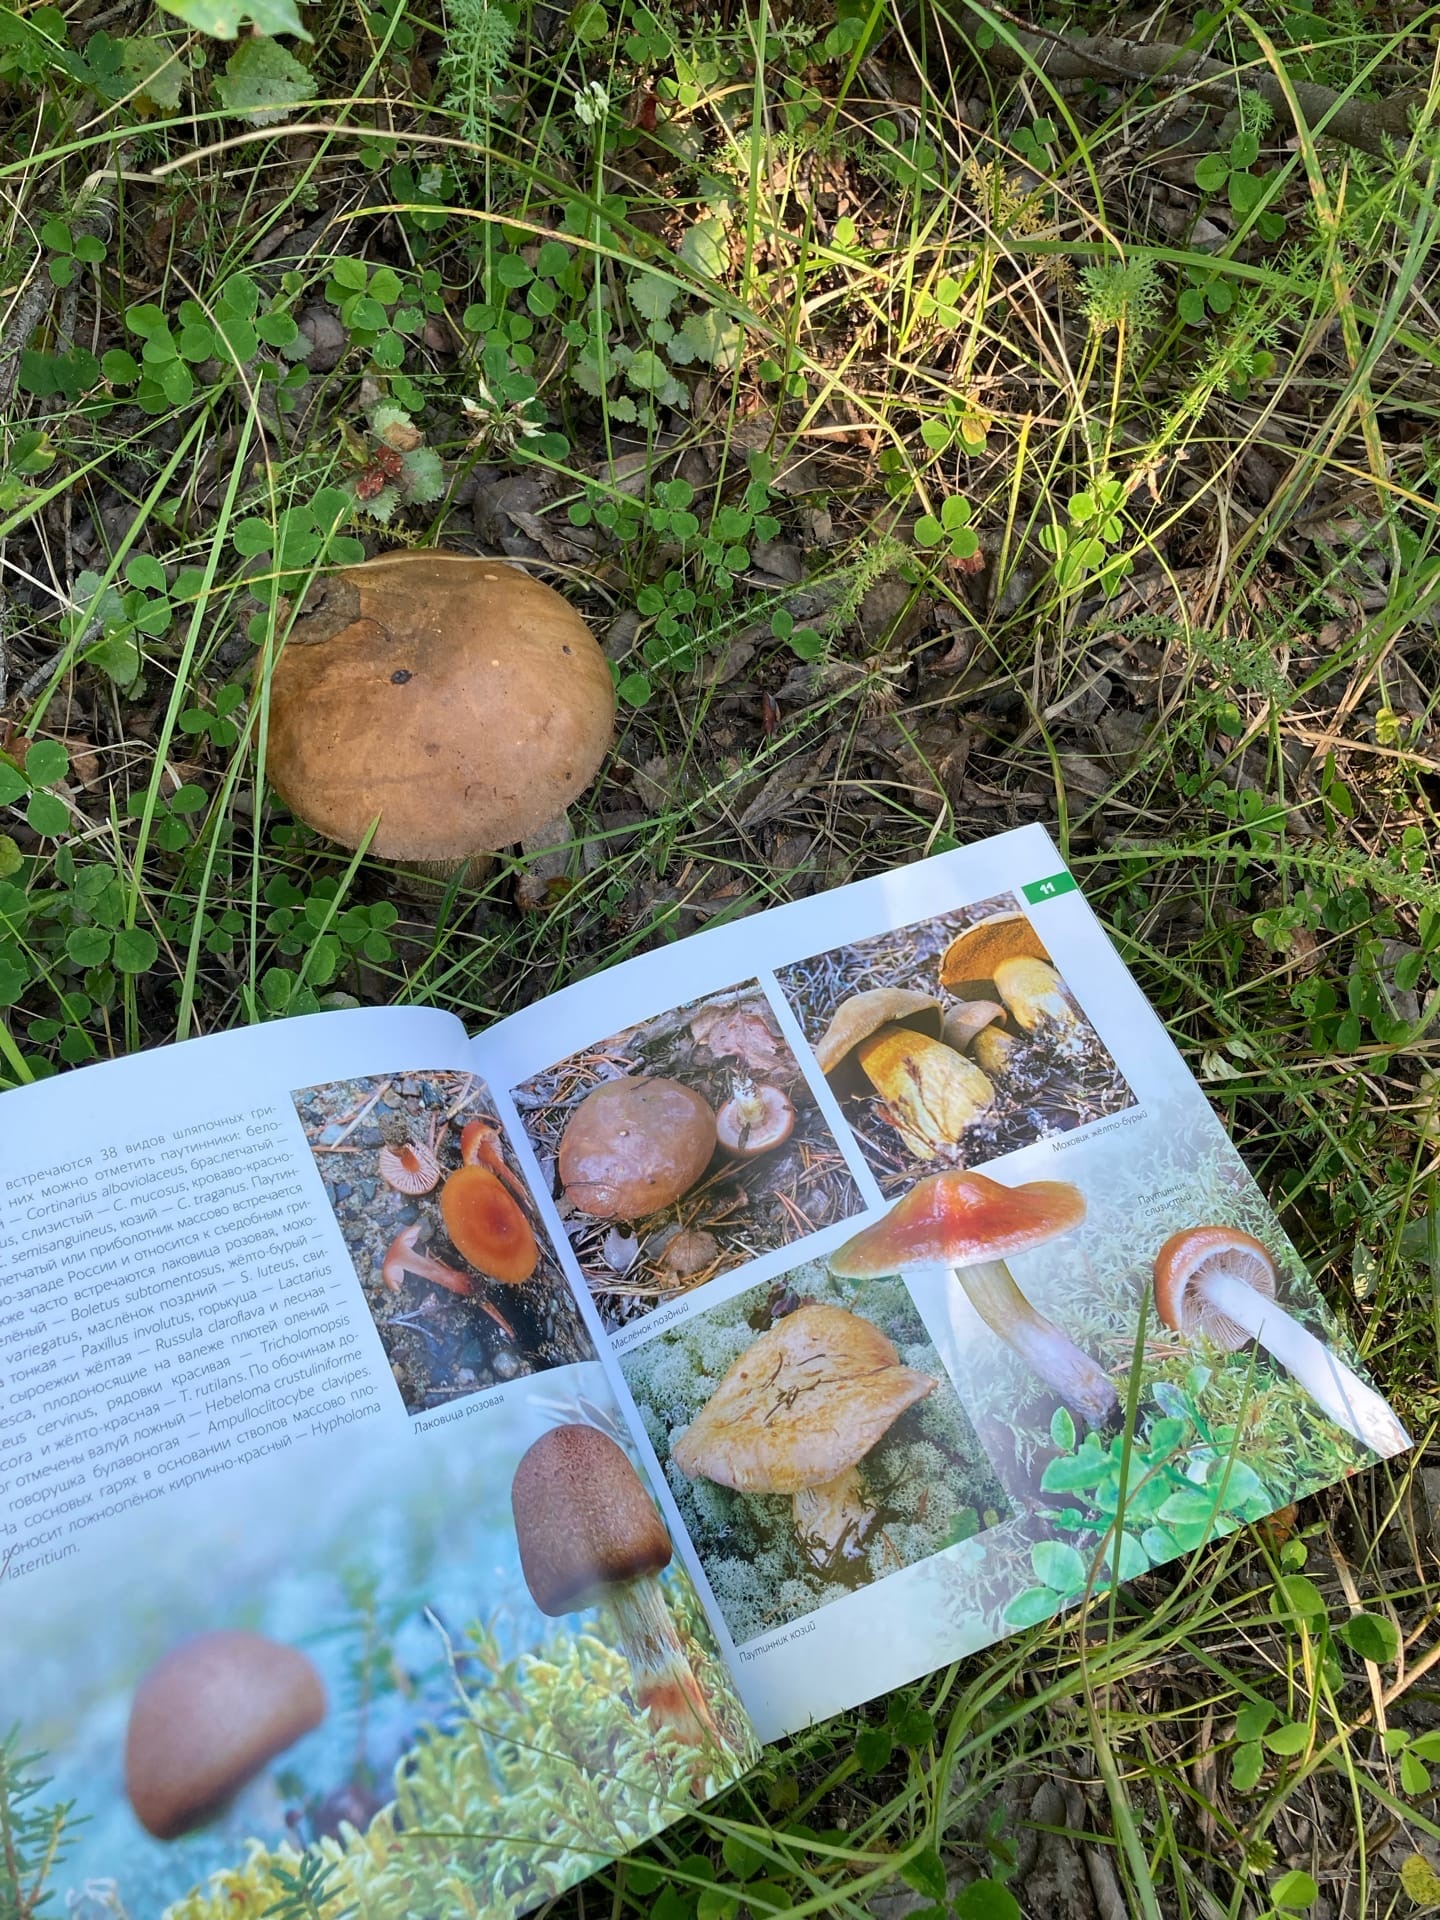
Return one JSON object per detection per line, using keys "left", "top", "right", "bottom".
{"left": 26, "top": 792, "right": 69, "bottom": 836}
{"left": 1230, "top": 1740, "right": 1265, "bottom": 1791}
{"left": 159, "top": 0, "right": 310, "bottom": 37}
{"left": 1032, "top": 1540, "right": 1087, "bottom": 1593}
{"left": 1193, "top": 152, "right": 1229, "bottom": 192}
{"left": 1400, "top": 1749, "right": 1431, "bottom": 1797}
{"left": 24, "top": 740, "right": 69, "bottom": 786}
{"left": 1270, "top": 1869, "right": 1319, "bottom": 1910}
{"left": 1264, "top": 1721, "right": 1311, "bottom": 1757}
{"left": 1235, "top": 1701, "right": 1276, "bottom": 1742}
{"left": 900, "top": 1847, "right": 946, "bottom": 1901}
{"left": 215, "top": 35, "right": 314, "bottom": 119}
{"left": 66, "top": 926, "right": 112, "bottom": 967}
{"left": 954, "top": 1882, "right": 1022, "bottom": 1920}
{"left": 1004, "top": 1585, "right": 1061, "bottom": 1628}
{"left": 1336, "top": 1612, "right": 1400, "bottom": 1665}
{"left": 112, "top": 927, "right": 159, "bottom": 973}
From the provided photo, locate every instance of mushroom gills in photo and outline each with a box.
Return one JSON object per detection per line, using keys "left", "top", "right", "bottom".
{"left": 830, "top": 1171, "right": 1120, "bottom": 1431}
{"left": 1153, "top": 1225, "right": 1409, "bottom": 1457}
{"left": 511, "top": 1423, "right": 720, "bottom": 1743}
{"left": 672, "top": 1303, "right": 938, "bottom": 1567}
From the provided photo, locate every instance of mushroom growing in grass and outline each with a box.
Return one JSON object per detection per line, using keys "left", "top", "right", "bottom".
{"left": 671, "top": 1303, "right": 937, "bottom": 1567}
{"left": 715, "top": 1078, "right": 795, "bottom": 1158}
{"left": 559, "top": 1077, "right": 717, "bottom": 1220}
{"left": 125, "top": 1631, "right": 326, "bottom": 1840}
{"left": 262, "top": 551, "right": 614, "bottom": 877}
{"left": 1153, "top": 1226, "right": 1410, "bottom": 1457}
{"left": 829, "top": 1171, "right": 1120, "bottom": 1430}
{"left": 511, "top": 1423, "right": 719, "bottom": 1744}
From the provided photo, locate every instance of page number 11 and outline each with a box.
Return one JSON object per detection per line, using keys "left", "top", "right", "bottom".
{"left": 1022, "top": 871, "right": 1077, "bottom": 905}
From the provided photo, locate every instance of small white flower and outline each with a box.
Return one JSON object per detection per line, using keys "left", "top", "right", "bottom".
{"left": 573, "top": 80, "right": 610, "bottom": 128}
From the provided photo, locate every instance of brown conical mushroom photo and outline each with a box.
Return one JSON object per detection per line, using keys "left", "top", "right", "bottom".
{"left": 291, "top": 1069, "right": 595, "bottom": 1411}
{"left": 261, "top": 551, "right": 614, "bottom": 879}
{"left": 511, "top": 978, "right": 865, "bottom": 1334}
{"left": 511, "top": 1423, "right": 723, "bottom": 1744}
{"left": 619, "top": 1266, "right": 1009, "bottom": 1644}
{"left": 776, "top": 892, "right": 1134, "bottom": 1196}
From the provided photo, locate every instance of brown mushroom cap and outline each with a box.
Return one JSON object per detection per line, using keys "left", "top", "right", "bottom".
{"left": 558, "top": 1076, "right": 717, "bottom": 1219}
{"left": 812, "top": 988, "right": 944, "bottom": 1077}
{"left": 263, "top": 552, "right": 614, "bottom": 861}
{"left": 511, "top": 1423, "right": 673, "bottom": 1615}
{"left": 125, "top": 1631, "right": 326, "bottom": 1840}
{"left": 830, "top": 1170, "right": 1086, "bottom": 1275}
{"left": 671, "top": 1303, "right": 936, "bottom": 1493}
{"left": 938, "top": 912, "right": 1049, "bottom": 991}
{"left": 1153, "top": 1225, "right": 1278, "bottom": 1350}
{"left": 941, "top": 999, "right": 1007, "bottom": 1053}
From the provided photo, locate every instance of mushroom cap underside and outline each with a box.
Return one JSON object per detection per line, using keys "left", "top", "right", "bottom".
{"left": 715, "top": 1082, "right": 795, "bottom": 1154}
{"left": 124, "top": 1630, "right": 326, "bottom": 1840}
{"left": 812, "top": 988, "right": 944, "bottom": 1075}
{"left": 558, "top": 1075, "right": 717, "bottom": 1219}
{"left": 938, "top": 912, "right": 1050, "bottom": 990}
{"left": 829, "top": 1169, "right": 1086, "bottom": 1275}
{"left": 1153, "top": 1224, "right": 1278, "bottom": 1348}
{"left": 670, "top": 1302, "right": 936, "bottom": 1493}
{"left": 511, "top": 1423, "right": 673, "bottom": 1615}
{"left": 263, "top": 553, "right": 615, "bottom": 861}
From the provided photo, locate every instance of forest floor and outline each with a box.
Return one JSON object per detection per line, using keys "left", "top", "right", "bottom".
{"left": 2, "top": 0, "right": 1440, "bottom": 1912}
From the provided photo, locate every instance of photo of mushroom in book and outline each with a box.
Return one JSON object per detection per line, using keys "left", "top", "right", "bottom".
{"left": 0, "top": 825, "right": 1412, "bottom": 1917}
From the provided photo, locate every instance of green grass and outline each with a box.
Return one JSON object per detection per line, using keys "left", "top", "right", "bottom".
{"left": 3, "top": 0, "right": 1440, "bottom": 1910}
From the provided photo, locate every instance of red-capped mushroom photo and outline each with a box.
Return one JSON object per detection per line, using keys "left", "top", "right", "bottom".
{"left": 511, "top": 980, "right": 865, "bottom": 1333}
{"left": 775, "top": 891, "right": 1134, "bottom": 1198}
{"left": 291, "top": 1070, "right": 594, "bottom": 1411}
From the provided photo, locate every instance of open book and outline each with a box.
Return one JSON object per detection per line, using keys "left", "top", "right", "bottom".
{"left": 0, "top": 824, "right": 1408, "bottom": 1919}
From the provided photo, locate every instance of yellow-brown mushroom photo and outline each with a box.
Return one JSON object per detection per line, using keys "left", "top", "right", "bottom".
{"left": 511, "top": 981, "right": 865, "bottom": 1334}
{"left": 774, "top": 893, "right": 1135, "bottom": 1198}
{"left": 292, "top": 1071, "right": 594, "bottom": 1411}
{"left": 619, "top": 1263, "right": 1009, "bottom": 1645}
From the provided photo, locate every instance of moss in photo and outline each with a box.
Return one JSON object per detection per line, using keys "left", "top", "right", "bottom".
{"left": 158, "top": 1594, "right": 756, "bottom": 1920}
{"left": 622, "top": 1264, "right": 1008, "bottom": 1645}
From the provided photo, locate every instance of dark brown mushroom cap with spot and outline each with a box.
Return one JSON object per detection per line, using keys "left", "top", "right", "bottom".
{"left": 1153, "top": 1224, "right": 1278, "bottom": 1351}
{"left": 511, "top": 1424, "right": 673, "bottom": 1615}
{"left": 938, "top": 912, "right": 1050, "bottom": 992}
{"left": 812, "top": 988, "right": 944, "bottom": 1076}
{"left": 830, "top": 1170, "right": 1086, "bottom": 1275}
{"left": 558, "top": 1076, "right": 717, "bottom": 1219}
{"left": 124, "top": 1631, "right": 326, "bottom": 1840}
{"left": 671, "top": 1303, "right": 936, "bottom": 1493}
{"left": 263, "top": 552, "right": 614, "bottom": 861}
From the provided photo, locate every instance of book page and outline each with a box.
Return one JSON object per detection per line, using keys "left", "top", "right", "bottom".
{"left": 473, "top": 823, "right": 1409, "bottom": 1745}
{"left": 0, "top": 1006, "right": 758, "bottom": 1919}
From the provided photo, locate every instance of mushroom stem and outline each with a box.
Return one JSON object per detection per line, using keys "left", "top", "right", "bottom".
{"left": 1189, "top": 1269, "right": 1410, "bottom": 1455}
{"left": 606, "top": 1575, "right": 721, "bottom": 1745}
{"left": 791, "top": 1466, "right": 873, "bottom": 1566}
{"left": 956, "top": 1258, "right": 1119, "bottom": 1429}
{"left": 381, "top": 1224, "right": 474, "bottom": 1296}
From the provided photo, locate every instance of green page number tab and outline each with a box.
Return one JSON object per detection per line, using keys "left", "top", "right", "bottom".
{"left": 1023, "top": 871, "right": 1077, "bottom": 904}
